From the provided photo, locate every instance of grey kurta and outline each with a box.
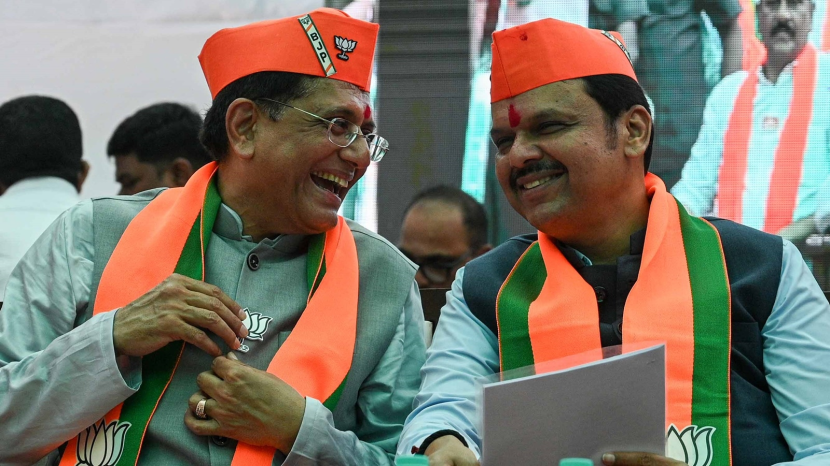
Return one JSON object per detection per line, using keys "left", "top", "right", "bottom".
{"left": 0, "top": 188, "right": 425, "bottom": 466}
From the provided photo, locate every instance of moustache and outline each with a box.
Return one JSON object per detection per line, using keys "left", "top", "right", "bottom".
{"left": 510, "top": 160, "right": 566, "bottom": 189}
{"left": 771, "top": 22, "right": 795, "bottom": 37}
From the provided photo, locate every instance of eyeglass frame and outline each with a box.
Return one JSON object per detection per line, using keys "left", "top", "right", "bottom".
{"left": 400, "top": 249, "right": 474, "bottom": 285}
{"left": 255, "top": 97, "right": 389, "bottom": 162}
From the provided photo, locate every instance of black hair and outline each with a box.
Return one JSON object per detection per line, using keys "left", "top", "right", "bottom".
{"left": 0, "top": 95, "right": 83, "bottom": 189}
{"left": 107, "top": 102, "right": 211, "bottom": 169}
{"left": 200, "top": 71, "right": 320, "bottom": 161}
{"left": 581, "top": 74, "right": 654, "bottom": 172}
{"left": 404, "top": 185, "right": 489, "bottom": 251}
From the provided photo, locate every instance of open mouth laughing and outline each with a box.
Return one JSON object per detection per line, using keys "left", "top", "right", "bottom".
{"left": 311, "top": 171, "right": 349, "bottom": 199}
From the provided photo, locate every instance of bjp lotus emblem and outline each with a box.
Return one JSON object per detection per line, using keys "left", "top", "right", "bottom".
{"left": 237, "top": 307, "right": 272, "bottom": 353}
{"left": 666, "top": 424, "right": 715, "bottom": 466}
{"left": 75, "top": 419, "right": 131, "bottom": 466}
{"left": 334, "top": 36, "right": 357, "bottom": 60}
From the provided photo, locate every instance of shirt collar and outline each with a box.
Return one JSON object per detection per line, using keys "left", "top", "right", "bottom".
{"left": 3, "top": 176, "right": 78, "bottom": 197}
{"left": 759, "top": 58, "right": 797, "bottom": 86}
{"left": 213, "top": 202, "right": 307, "bottom": 252}
{"left": 557, "top": 227, "right": 647, "bottom": 268}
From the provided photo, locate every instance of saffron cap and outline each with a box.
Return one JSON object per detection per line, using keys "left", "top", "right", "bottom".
{"left": 490, "top": 18, "right": 637, "bottom": 103}
{"left": 199, "top": 8, "right": 379, "bottom": 98}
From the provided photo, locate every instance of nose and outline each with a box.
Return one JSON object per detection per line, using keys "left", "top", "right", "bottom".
{"left": 506, "top": 133, "right": 544, "bottom": 168}
{"left": 340, "top": 138, "right": 371, "bottom": 170}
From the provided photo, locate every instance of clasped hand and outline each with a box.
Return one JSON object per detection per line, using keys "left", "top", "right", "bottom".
{"left": 184, "top": 354, "right": 306, "bottom": 453}
{"left": 112, "top": 274, "right": 248, "bottom": 357}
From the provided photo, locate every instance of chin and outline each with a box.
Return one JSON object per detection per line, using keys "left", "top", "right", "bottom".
{"left": 305, "top": 213, "right": 341, "bottom": 235}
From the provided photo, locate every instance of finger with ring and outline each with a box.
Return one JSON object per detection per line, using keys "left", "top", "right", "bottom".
{"left": 195, "top": 398, "right": 209, "bottom": 419}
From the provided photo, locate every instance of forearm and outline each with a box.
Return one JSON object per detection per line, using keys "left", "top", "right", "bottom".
{"left": 284, "top": 398, "right": 396, "bottom": 465}
{"left": 398, "top": 270, "right": 500, "bottom": 457}
{"left": 0, "top": 312, "right": 139, "bottom": 464}
{"left": 287, "top": 282, "right": 425, "bottom": 465}
{"left": 717, "top": 19, "right": 743, "bottom": 77}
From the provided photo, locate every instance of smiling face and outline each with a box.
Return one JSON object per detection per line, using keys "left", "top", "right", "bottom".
{"left": 490, "top": 79, "right": 646, "bottom": 242}
{"left": 758, "top": 0, "right": 813, "bottom": 63}
{"left": 237, "top": 79, "right": 374, "bottom": 236}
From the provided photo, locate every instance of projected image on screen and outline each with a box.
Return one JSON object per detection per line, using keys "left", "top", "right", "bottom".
{"left": 462, "top": 0, "right": 830, "bottom": 246}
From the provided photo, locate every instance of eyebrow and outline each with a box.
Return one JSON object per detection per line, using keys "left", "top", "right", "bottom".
{"left": 490, "top": 108, "right": 575, "bottom": 137}
{"left": 322, "top": 106, "right": 377, "bottom": 132}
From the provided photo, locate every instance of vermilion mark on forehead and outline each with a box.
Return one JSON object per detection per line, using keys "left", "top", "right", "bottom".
{"left": 508, "top": 104, "right": 522, "bottom": 128}
{"left": 364, "top": 105, "right": 372, "bottom": 120}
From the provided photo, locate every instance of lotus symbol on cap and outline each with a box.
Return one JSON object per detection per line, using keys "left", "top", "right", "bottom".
{"left": 75, "top": 419, "right": 131, "bottom": 466}
{"left": 236, "top": 307, "right": 272, "bottom": 353}
{"left": 665, "top": 424, "right": 715, "bottom": 466}
{"left": 334, "top": 36, "right": 357, "bottom": 60}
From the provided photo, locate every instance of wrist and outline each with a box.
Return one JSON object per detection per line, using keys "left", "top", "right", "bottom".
{"left": 419, "top": 430, "right": 468, "bottom": 456}
{"left": 276, "top": 395, "right": 306, "bottom": 454}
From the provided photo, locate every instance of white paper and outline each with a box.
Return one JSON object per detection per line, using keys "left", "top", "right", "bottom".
{"left": 480, "top": 344, "right": 666, "bottom": 465}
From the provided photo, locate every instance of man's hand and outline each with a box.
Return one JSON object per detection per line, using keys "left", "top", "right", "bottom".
{"left": 424, "top": 435, "right": 480, "bottom": 466}
{"left": 185, "top": 354, "right": 306, "bottom": 454}
{"left": 602, "top": 452, "right": 688, "bottom": 465}
{"left": 112, "top": 274, "right": 248, "bottom": 357}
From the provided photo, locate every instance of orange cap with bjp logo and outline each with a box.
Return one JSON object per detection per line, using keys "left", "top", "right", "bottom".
{"left": 490, "top": 18, "right": 637, "bottom": 103}
{"left": 199, "top": 8, "right": 379, "bottom": 98}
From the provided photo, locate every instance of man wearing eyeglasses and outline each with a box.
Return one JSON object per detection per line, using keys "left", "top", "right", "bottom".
{"left": 398, "top": 186, "right": 492, "bottom": 289}
{"left": 0, "top": 8, "right": 424, "bottom": 466}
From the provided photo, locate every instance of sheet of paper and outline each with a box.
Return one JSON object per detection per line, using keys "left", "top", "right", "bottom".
{"left": 480, "top": 344, "right": 666, "bottom": 465}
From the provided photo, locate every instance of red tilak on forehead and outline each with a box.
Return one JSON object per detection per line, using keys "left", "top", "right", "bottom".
{"left": 508, "top": 104, "right": 522, "bottom": 128}
{"left": 364, "top": 106, "right": 372, "bottom": 120}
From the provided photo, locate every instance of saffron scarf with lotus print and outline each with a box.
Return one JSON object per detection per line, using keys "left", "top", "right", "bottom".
{"left": 496, "top": 174, "right": 732, "bottom": 466}
{"left": 59, "top": 162, "right": 359, "bottom": 466}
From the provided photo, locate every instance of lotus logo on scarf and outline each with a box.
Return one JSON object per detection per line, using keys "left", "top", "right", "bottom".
{"left": 665, "top": 424, "right": 715, "bottom": 466}
{"left": 237, "top": 307, "right": 272, "bottom": 353}
{"left": 75, "top": 419, "right": 131, "bottom": 466}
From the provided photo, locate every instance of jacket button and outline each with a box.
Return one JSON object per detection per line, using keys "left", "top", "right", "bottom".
{"left": 247, "top": 253, "right": 260, "bottom": 271}
{"left": 212, "top": 435, "right": 228, "bottom": 446}
{"left": 593, "top": 286, "right": 608, "bottom": 303}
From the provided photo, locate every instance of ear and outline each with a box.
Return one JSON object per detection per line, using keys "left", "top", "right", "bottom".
{"left": 226, "top": 98, "right": 260, "bottom": 160}
{"left": 621, "top": 105, "right": 652, "bottom": 162}
{"left": 167, "top": 157, "right": 196, "bottom": 188}
{"left": 77, "top": 160, "right": 91, "bottom": 192}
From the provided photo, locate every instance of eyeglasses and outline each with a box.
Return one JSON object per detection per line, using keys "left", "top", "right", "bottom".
{"left": 400, "top": 249, "right": 473, "bottom": 285}
{"left": 256, "top": 98, "right": 389, "bottom": 162}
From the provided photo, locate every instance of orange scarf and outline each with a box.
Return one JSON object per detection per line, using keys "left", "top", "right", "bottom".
{"left": 60, "top": 162, "right": 359, "bottom": 465}
{"left": 720, "top": 44, "right": 817, "bottom": 233}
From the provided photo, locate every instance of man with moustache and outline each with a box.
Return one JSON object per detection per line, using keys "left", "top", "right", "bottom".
{"left": 0, "top": 8, "right": 424, "bottom": 465}
{"left": 674, "top": 0, "right": 830, "bottom": 241}
{"left": 398, "top": 17, "right": 830, "bottom": 466}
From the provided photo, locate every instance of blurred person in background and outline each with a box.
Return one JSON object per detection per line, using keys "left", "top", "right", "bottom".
{"left": 398, "top": 186, "right": 492, "bottom": 289}
{"left": 0, "top": 95, "right": 89, "bottom": 303}
{"left": 674, "top": 0, "right": 830, "bottom": 242}
{"left": 108, "top": 102, "right": 212, "bottom": 195}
